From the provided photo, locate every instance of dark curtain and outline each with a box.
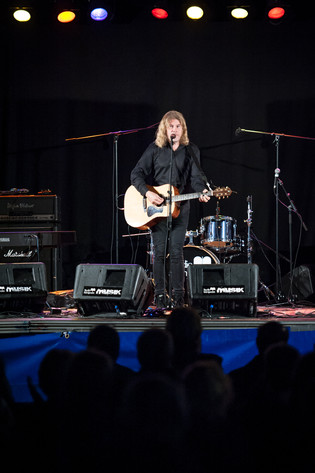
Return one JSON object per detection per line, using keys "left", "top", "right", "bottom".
{"left": 1, "top": 16, "right": 315, "bottom": 289}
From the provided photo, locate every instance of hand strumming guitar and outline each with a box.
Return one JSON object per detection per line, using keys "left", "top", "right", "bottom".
{"left": 146, "top": 190, "right": 164, "bottom": 206}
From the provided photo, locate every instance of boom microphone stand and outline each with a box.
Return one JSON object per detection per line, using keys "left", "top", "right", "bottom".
{"left": 66, "top": 122, "right": 158, "bottom": 264}
{"left": 235, "top": 127, "right": 314, "bottom": 301}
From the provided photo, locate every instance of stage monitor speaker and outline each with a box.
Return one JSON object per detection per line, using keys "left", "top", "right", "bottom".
{"left": 73, "top": 264, "right": 153, "bottom": 316}
{"left": 281, "top": 265, "right": 315, "bottom": 302}
{"left": 187, "top": 263, "right": 259, "bottom": 316}
{"left": 0, "top": 262, "right": 48, "bottom": 313}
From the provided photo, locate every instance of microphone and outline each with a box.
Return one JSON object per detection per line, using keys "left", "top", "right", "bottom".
{"left": 274, "top": 168, "right": 280, "bottom": 189}
{"left": 170, "top": 134, "right": 176, "bottom": 143}
{"left": 235, "top": 127, "right": 242, "bottom": 136}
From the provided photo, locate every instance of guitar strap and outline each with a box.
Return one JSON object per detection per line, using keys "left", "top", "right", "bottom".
{"left": 186, "top": 144, "right": 212, "bottom": 191}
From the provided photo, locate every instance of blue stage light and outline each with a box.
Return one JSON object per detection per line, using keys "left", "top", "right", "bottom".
{"left": 90, "top": 7, "right": 108, "bottom": 21}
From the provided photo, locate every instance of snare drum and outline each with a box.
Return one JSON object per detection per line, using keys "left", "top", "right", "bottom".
{"left": 200, "top": 215, "right": 236, "bottom": 249}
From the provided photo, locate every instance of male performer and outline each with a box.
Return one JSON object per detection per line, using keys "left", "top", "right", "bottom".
{"left": 130, "top": 110, "right": 210, "bottom": 308}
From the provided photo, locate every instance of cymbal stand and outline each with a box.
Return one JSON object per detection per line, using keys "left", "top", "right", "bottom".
{"left": 146, "top": 230, "right": 154, "bottom": 280}
{"left": 245, "top": 195, "right": 253, "bottom": 264}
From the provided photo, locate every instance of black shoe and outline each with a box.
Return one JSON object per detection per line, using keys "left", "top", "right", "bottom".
{"left": 155, "top": 294, "right": 166, "bottom": 309}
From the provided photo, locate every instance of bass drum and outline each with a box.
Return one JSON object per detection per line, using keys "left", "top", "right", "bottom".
{"left": 183, "top": 244, "right": 220, "bottom": 270}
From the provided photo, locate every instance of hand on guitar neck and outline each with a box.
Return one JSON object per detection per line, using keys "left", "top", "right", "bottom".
{"left": 199, "top": 189, "right": 211, "bottom": 203}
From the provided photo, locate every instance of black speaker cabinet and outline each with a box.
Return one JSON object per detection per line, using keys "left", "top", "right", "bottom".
{"left": 73, "top": 264, "right": 152, "bottom": 316}
{"left": 281, "top": 265, "right": 315, "bottom": 302}
{"left": 187, "top": 263, "right": 259, "bottom": 316}
{"left": 0, "top": 263, "right": 48, "bottom": 313}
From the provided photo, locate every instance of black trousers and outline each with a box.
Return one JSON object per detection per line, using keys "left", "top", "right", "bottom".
{"left": 151, "top": 202, "right": 189, "bottom": 299}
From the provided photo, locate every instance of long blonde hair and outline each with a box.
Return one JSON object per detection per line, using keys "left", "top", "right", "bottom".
{"left": 155, "top": 110, "right": 189, "bottom": 148}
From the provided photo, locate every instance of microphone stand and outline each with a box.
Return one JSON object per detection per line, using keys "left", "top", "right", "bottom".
{"left": 65, "top": 121, "right": 158, "bottom": 264}
{"left": 277, "top": 177, "right": 308, "bottom": 301}
{"left": 273, "top": 135, "right": 283, "bottom": 301}
{"left": 165, "top": 137, "right": 174, "bottom": 308}
{"left": 235, "top": 126, "right": 315, "bottom": 302}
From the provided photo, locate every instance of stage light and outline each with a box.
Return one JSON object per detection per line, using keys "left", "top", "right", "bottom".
{"left": 13, "top": 8, "right": 31, "bottom": 22}
{"left": 231, "top": 7, "right": 249, "bottom": 19}
{"left": 151, "top": 7, "right": 169, "bottom": 19}
{"left": 268, "top": 6, "right": 285, "bottom": 19}
{"left": 89, "top": 1, "right": 109, "bottom": 21}
{"left": 90, "top": 7, "right": 108, "bottom": 20}
{"left": 57, "top": 10, "right": 76, "bottom": 23}
{"left": 186, "top": 5, "right": 204, "bottom": 20}
{"left": 266, "top": 1, "right": 287, "bottom": 23}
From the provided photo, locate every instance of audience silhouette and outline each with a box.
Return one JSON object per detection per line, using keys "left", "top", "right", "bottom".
{"left": 0, "top": 316, "right": 314, "bottom": 473}
{"left": 87, "top": 324, "right": 136, "bottom": 404}
{"left": 137, "top": 327, "right": 176, "bottom": 377}
{"left": 165, "top": 306, "right": 202, "bottom": 374}
{"left": 228, "top": 320, "right": 290, "bottom": 407}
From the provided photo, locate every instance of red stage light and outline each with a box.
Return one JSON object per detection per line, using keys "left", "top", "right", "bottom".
{"left": 151, "top": 8, "right": 168, "bottom": 19}
{"left": 268, "top": 7, "right": 285, "bottom": 20}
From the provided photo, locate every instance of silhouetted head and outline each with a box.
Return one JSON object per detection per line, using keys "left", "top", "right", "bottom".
{"left": 38, "top": 348, "right": 75, "bottom": 401}
{"left": 87, "top": 324, "right": 120, "bottom": 361}
{"left": 256, "top": 321, "right": 289, "bottom": 354}
{"left": 137, "top": 328, "right": 174, "bottom": 372}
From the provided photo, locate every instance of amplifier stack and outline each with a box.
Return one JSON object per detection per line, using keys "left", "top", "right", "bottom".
{"left": 0, "top": 193, "right": 64, "bottom": 291}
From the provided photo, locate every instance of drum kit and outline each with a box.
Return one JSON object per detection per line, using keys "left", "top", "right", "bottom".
{"left": 123, "top": 191, "right": 250, "bottom": 275}
{"left": 183, "top": 212, "right": 245, "bottom": 267}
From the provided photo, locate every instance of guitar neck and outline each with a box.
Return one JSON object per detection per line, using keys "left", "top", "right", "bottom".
{"left": 173, "top": 190, "right": 212, "bottom": 203}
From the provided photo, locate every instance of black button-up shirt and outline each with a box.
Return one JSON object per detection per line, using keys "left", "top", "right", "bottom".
{"left": 130, "top": 142, "right": 207, "bottom": 197}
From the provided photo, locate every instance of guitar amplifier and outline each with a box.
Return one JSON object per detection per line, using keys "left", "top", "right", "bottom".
{"left": 0, "top": 194, "right": 60, "bottom": 223}
{"left": 0, "top": 194, "right": 61, "bottom": 291}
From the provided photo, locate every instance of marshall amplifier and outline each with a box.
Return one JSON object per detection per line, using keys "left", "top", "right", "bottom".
{"left": 73, "top": 264, "right": 152, "bottom": 316}
{"left": 0, "top": 262, "right": 48, "bottom": 313}
{"left": 0, "top": 194, "right": 62, "bottom": 291}
{"left": 187, "top": 263, "right": 259, "bottom": 316}
{"left": 0, "top": 194, "right": 60, "bottom": 223}
{"left": 0, "top": 225, "right": 61, "bottom": 292}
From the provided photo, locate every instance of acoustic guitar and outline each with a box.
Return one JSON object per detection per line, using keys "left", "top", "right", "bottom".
{"left": 124, "top": 184, "right": 232, "bottom": 230}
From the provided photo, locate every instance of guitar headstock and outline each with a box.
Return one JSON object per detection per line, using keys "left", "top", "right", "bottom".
{"left": 212, "top": 186, "right": 232, "bottom": 199}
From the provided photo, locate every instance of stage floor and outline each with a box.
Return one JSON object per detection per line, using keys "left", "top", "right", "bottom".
{"left": 1, "top": 298, "right": 315, "bottom": 335}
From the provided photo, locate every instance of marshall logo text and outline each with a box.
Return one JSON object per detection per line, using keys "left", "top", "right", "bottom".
{"left": 3, "top": 249, "right": 34, "bottom": 258}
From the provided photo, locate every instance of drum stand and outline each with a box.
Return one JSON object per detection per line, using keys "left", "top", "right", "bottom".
{"left": 245, "top": 194, "right": 276, "bottom": 303}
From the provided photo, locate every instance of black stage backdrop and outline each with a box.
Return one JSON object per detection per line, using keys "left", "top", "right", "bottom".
{"left": 1, "top": 11, "right": 315, "bottom": 290}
